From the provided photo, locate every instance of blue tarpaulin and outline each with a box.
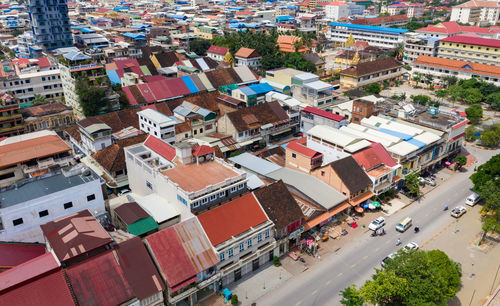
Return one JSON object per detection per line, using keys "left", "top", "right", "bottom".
{"left": 106, "top": 70, "right": 121, "bottom": 85}
{"left": 181, "top": 76, "right": 199, "bottom": 93}
{"left": 405, "top": 138, "right": 426, "bottom": 149}
{"left": 379, "top": 128, "right": 413, "bottom": 140}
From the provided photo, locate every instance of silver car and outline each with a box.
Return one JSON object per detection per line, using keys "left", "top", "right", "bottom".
{"left": 424, "top": 177, "right": 436, "bottom": 186}
{"left": 451, "top": 206, "right": 467, "bottom": 218}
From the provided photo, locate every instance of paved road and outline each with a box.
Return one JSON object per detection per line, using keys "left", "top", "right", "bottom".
{"left": 256, "top": 147, "right": 497, "bottom": 306}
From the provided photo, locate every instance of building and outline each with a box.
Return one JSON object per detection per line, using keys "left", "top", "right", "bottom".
{"left": 388, "top": 3, "right": 425, "bottom": 18}
{"left": 404, "top": 37, "right": 439, "bottom": 64}
{"left": 416, "top": 21, "right": 500, "bottom": 39}
{"left": 277, "top": 35, "right": 308, "bottom": 53}
{"left": 0, "top": 166, "right": 105, "bottom": 243}
{"left": 26, "top": 0, "right": 73, "bottom": 51}
{"left": 324, "top": 2, "right": 350, "bottom": 21}
{"left": 138, "top": 108, "right": 178, "bottom": 144}
{"left": 340, "top": 58, "right": 403, "bottom": 89}
{"left": 77, "top": 117, "right": 113, "bottom": 156}
{"left": 411, "top": 55, "right": 500, "bottom": 86}
{"left": 194, "top": 26, "right": 219, "bottom": 40}
{"left": 207, "top": 45, "right": 230, "bottom": 62}
{"left": 234, "top": 47, "right": 262, "bottom": 68}
{"left": 437, "top": 35, "right": 500, "bottom": 66}
{"left": 173, "top": 101, "right": 217, "bottom": 139}
{"left": 197, "top": 193, "right": 276, "bottom": 286}
{"left": 112, "top": 201, "right": 158, "bottom": 237}
{"left": 351, "top": 98, "right": 375, "bottom": 123}
{"left": 0, "top": 130, "right": 72, "bottom": 187}
{"left": 21, "top": 102, "right": 74, "bottom": 133}
{"left": 0, "top": 104, "right": 24, "bottom": 138}
{"left": 450, "top": 0, "right": 500, "bottom": 25}
{"left": 301, "top": 106, "right": 348, "bottom": 132}
{"left": 290, "top": 73, "right": 340, "bottom": 109}
{"left": 304, "top": 53, "right": 326, "bottom": 77}
{"left": 350, "top": 15, "right": 409, "bottom": 27}
{"left": 327, "top": 23, "right": 408, "bottom": 49}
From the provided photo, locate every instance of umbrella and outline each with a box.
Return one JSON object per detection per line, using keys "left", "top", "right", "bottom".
{"left": 445, "top": 161, "right": 451, "bottom": 165}
{"left": 360, "top": 203, "right": 369, "bottom": 209}
{"left": 368, "top": 203, "right": 376, "bottom": 210}
{"left": 355, "top": 206, "right": 364, "bottom": 213}
{"left": 372, "top": 201, "right": 381, "bottom": 208}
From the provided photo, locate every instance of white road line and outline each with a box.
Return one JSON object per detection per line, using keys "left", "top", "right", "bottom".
{"left": 312, "top": 290, "right": 318, "bottom": 296}
{"left": 326, "top": 280, "right": 332, "bottom": 286}
{"left": 338, "top": 272, "right": 343, "bottom": 277}
{"left": 351, "top": 263, "right": 357, "bottom": 268}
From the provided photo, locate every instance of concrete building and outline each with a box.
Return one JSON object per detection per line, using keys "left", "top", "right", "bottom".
{"left": 301, "top": 106, "right": 348, "bottom": 133}
{"left": 404, "top": 37, "right": 439, "bottom": 64}
{"left": 340, "top": 58, "right": 403, "bottom": 89}
{"left": 138, "top": 108, "right": 177, "bottom": 144}
{"left": 388, "top": 3, "right": 425, "bottom": 18}
{"left": 327, "top": 23, "right": 408, "bottom": 49}
{"left": 234, "top": 47, "right": 261, "bottom": 68}
{"left": 416, "top": 21, "right": 500, "bottom": 39}
{"left": 324, "top": 2, "right": 349, "bottom": 21}
{"left": 437, "top": 35, "right": 500, "bottom": 66}
{"left": 21, "top": 102, "right": 74, "bottom": 133}
{"left": 0, "top": 165, "right": 105, "bottom": 243}
{"left": 77, "top": 117, "right": 112, "bottom": 156}
{"left": 450, "top": 0, "right": 500, "bottom": 25}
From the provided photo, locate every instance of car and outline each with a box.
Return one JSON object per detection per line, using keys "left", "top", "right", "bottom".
{"left": 293, "top": 132, "right": 303, "bottom": 137}
{"left": 73, "top": 153, "right": 84, "bottom": 161}
{"left": 465, "top": 192, "right": 480, "bottom": 206}
{"left": 418, "top": 177, "right": 426, "bottom": 185}
{"left": 424, "top": 177, "right": 436, "bottom": 186}
{"left": 368, "top": 217, "right": 386, "bottom": 231}
{"left": 381, "top": 252, "right": 397, "bottom": 266}
{"left": 403, "top": 242, "right": 419, "bottom": 251}
{"left": 118, "top": 189, "right": 131, "bottom": 196}
{"left": 451, "top": 206, "right": 467, "bottom": 218}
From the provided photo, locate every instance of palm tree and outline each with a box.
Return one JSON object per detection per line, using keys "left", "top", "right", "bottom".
{"left": 412, "top": 72, "right": 423, "bottom": 88}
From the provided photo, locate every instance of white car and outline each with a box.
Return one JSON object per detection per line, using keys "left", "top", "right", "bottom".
{"left": 382, "top": 252, "right": 397, "bottom": 266}
{"left": 369, "top": 217, "right": 386, "bottom": 231}
{"left": 418, "top": 177, "right": 426, "bottom": 185}
{"left": 118, "top": 189, "right": 131, "bottom": 196}
{"left": 451, "top": 206, "right": 467, "bottom": 218}
{"left": 424, "top": 177, "right": 436, "bottom": 186}
{"left": 403, "top": 242, "right": 419, "bottom": 251}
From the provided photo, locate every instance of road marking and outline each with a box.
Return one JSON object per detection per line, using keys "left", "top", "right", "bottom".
{"left": 296, "top": 301, "right": 302, "bottom": 306}
{"left": 385, "top": 240, "right": 390, "bottom": 244}
{"left": 363, "top": 255, "right": 369, "bottom": 259}
{"left": 375, "top": 247, "right": 380, "bottom": 252}
{"left": 312, "top": 290, "right": 318, "bottom": 296}
{"left": 326, "top": 280, "right": 332, "bottom": 286}
{"left": 338, "top": 272, "right": 343, "bottom": 277}
{"left": 351, "top": 263, "right": 357, "bottom": 268}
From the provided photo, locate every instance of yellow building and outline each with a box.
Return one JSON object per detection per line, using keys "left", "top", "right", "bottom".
{"left": 437, "top": 35, "right": 500, "bottom": 66}
{"left": 193, "top": 26, "right": 219, "bottom": 40}
{"left": 339, "top": 58, "right": 402, "bottom": 89}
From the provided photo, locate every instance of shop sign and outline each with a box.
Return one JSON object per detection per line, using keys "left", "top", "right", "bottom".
{"left": 289, "top": 225, "right": 304, "bottom": 239}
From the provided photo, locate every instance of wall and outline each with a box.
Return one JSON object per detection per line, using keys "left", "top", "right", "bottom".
{"left": 285, "top": 148, "right": 314, "bottom": 173}
{"left": 311, "top": 165, "right": 351, "bottom": 198}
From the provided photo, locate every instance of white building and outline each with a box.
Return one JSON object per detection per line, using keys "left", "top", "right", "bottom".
{"left": 327, "top": 23, "right": 409, "bottom": 49}
{"left": 301, "top": 106, "right": 348, "bottom": 133}
{"left": 404, "top": 37, "right": 439, "bottom": 64}
{"left": 324, "top": 2, "right": 349, "bottom": 21}
{"left": 234, "top": 47, "right": 262, "bottom": 68}
{"left": 77, "top": 117, "right": 112, "bottom": 156}
{"left": 0, "top": 165, "right": 105, "bottom": 243}
{"left": 450, "top": 0, "right": 500, "bottom": 25}
{"left": 138, "top": 108, "right": 178, "bottom": 144}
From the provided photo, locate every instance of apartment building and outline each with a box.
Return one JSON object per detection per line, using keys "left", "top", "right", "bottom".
{"left": 450, "top": 0, "right": 500, "bottom": 25}
{"left": 77, "top": 117, "right": 113, "bottom": 156}
{"left": 324, "top": 2, "right": 349, "bottom": 21}
{"left": 197, "top": 193, "right": 276, "bottom": 286}
{"left": 411, "top": 55, "right": 500, "bottom": 86}
{"left": 387, "top": 3, "right": 425, "bottom": 18}
{"left": 173, "top": 101, "right": 217, "bottom": 138}
{"left": 290, "top": 73, "right": 339, "bottom": 109}
{"left": 327, "top": 23, "right": 408, "bottom": 49}
{"left": 0, "top": 165, "right": 105, "bottom": 243}
{"left": 21, "top": 102, "right": 74, "bottom": 133}
{"left": 437, "top": 35, "right": 500, "bottom": 66}
{"left": 138, "top": 108, "right": 178, "bottom": 144}
{"left": 350, "top": 15, "right": 410, "bottom": 27}
{"left": 340, "top": 58, "right": 403, "bottom": 89}
{"left": 416, "top": 21, "right": 500, "bottom": 39}
{"left": 207, "top": 45, "right": 230, "bottom": 62}
{"left": 0, "top": 104, "right": 24, "bottom": 138}
{"left": 0, "top": 130, "right": 72, "bottom": 188}
{"left": 234, "top": 47, "right": 262, "bottom": 68}
{"left": 404, "top": 37, "right": 439, "bottom": 64}
{"left": 301, "top": 106, "right": 348, "bottom": 133}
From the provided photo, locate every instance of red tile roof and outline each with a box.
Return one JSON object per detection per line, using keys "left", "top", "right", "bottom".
{"left": 144, "top": 135, "right": 176, "bottom": 161}
{"left": 302, "top": 106, "right": 345, "bottom": 122}
{"left": 145, "top": 227, "right": 198, "bottom": 292}
{"left": 417, "top": 21, "right": 500, "bottom": 35}
{"left": 197, "top": 193, "right": 269, "bottom": 246}
{"left": 192, "top": 145, "right": 215, "bottom": 157}
{"left": 0, "top": 243, "right": 46, "bottom": 269}
{"left": 207, "top": 45, "right": 229, "bottom": 55}
{"left": 440, "top": 35, "right": 500, "bottom": 48}
{"left": 36, "top": 57, "right": 51, "bottom": 68}
{"left": 369, "top": 142, "right": 397, "bottom": 167}
{"left": 286, "top": 137, "right": 322, "bottom": 159}
{"left": 0, "top": 269, "right": 75, "bottom": 306}
{"left": 413, "top": 56, "right": 500, "bottom": 78}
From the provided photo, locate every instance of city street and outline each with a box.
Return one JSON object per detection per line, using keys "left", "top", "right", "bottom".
{"left": 256, "top": 146, "right": 498, "bottom": 306}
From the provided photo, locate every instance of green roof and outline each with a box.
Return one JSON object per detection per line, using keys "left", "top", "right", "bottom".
{"left": 127, "top": 216, "right": 158, "bottom": 236}
{"left": 140, "top": 65, "right": 152, "bottom": 76}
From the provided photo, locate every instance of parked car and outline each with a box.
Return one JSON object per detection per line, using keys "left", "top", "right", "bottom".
{"left": 465, "top": 192, "right": 480, "bottom": 206}
{"left": 368, "top": 217, "right": 386, "bottom": 231}
{"left": 424, "top": 177, "right": 436, "bottom": 186}
{"left": 293, "top": 132, "right": 303, "bottom": 137}
{"left": 118, "top": 189, "right": 131, "bottom": 196}
{"left": 451, "top": 206, "right": 467, "bottom": 218}
{"left": 403, "top": 242, "right": 419, "bottom": 251}
{"left": 382, "top": 252, "right": 397, "bottom": 266}
{"left": 418, "top": 177, "right": 426, "bottom": 185}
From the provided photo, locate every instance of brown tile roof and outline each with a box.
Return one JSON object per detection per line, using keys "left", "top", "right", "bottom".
{"left": 114, "top": 202, "right": 151, "bottom": 225}
{"left": 304, "top": 53, "right": 324, "bottom": 65}
{"left": 234, "top": 47, "right": 261, "bottom": 59}
{"left": 137, "top": 57, "right": 158, "bottom": 75}
{"left": 351, "top": 14, "right": 408, "bottom": 25}
{"left": 413, "top": 55, "right": 500, "bottom": 78}
{"left": 205, "top": 68, "right": 243, "bottom": 88}
{"left": 340, "top": 58, "right": 402, "bottom": 77}
{"left": 226, "top": 101, "right": 290, "bottom": 132}
{"left": 154, "top": 51, "right": 186, "bottom": 67}
{"left": 328, "top": 156, "right": 372, "bottom": 194}
{"left": 175, "top": 121, "right": 191, "bottom": 134}
{"left": 165, "top": 90, "right": 220, "bottom": 114}
{"left": 92, "top": 134, "right": 148, "bottom": 173}
{"left": 253, "top": 180, "right": 304, "bottom": 229}
{"left": 65, "top": 125, "right": 81, "bottom": 142}
{"left": 21, "top": 102, "right": 71, "bottom": 118}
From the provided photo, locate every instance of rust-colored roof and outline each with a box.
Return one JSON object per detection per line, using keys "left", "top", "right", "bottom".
{"left": 92, "top": 134, "right": 148, "bottom": 173}
{"left": 234, "top": 47, "right": 261, "bottom": 59}
{"left": 144, "top": 135, "right": 176, "bottom": 161}
{"left": 287, "top": 137, "right": 322, "bottom": 159}
{"left": 21, "top": 102, "right": 71, "bottom": 118}
{"left": 0, "top": 134, "right": 70, "bottom": 168}
{"left": 413, "top": 56, "right": 500, "bottom": 77}
{"left": 226, "top": 101, "right": 290, "bottom": 132}
{"left": 192, "top": 145, "right": 215, "bottom": 157}
{"left": 340, "top": 58, "right": 402, "bottom": 77}
{"left": 114, "top": 202, "right": 151, "bottom": 225}
{"left": 197, "top": 193, "right": 269, "bottom": 246}
{"left": 162, "top": 161, "right": 239, "bottom": 193}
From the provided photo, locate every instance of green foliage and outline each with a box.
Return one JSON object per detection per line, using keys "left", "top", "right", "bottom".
{"left": 442, "top": 75, "right": 458, "bottom": 87}
{"left": 454, "top": 155, "right": 467, "bottom": 170}
{"left": 404, "top": 20, "right": 427, "bottom": 31}
{"left": 405, "top": 172, "right": 420, "bottom": 198}
{"left": 11, "top": 29, "right": 23, "bottom": 37}
{"left": 32, "top": 94, "right": 46, "bottom": 105}
{"left": 486, "top": 92, "right": 500, "bottom": 110}
{"left": 283, "top": 52, "right": 316, "bottom": 73}
{"left": 463, "top": 88, "right": 483, "bottom": 104}
{"left": 480, "top": 124, "right": 500, "bottom": 147}
{"left": 190, "top": 38, "right": 211, "bottom": 56}
{"left": 339, "top": 285, "right": 364, "bottom": 306}
{"left": 231, "top": 294, "right": 238, "bottom": 305}
{"left": 465, "top": 125, "right": 477, "bottom": 141}
{"left": 365, "top": 83, "right": 381, "bottom": 95}
{"left": 76, "top": 78, "right": 108, "bottom": 117}
{"left": 361, "top": 271, "right": 408, "bottom": 305}
{"left": 273, "top": 256, "right": 281, "bottom": 266}
{"left": 465, "top": 104, "right": 483, "bottom": 123}
{"left": 435, "top": 89, "right": 448, "bottom": 101}
{"left": 411, "top": 94, "right": 431, "bottom": 106}
{"left": 118, "top": 91, "right": 130, "bottom": 110}
{"left": 403, "top": 64, "right": 412, "bottom": 71}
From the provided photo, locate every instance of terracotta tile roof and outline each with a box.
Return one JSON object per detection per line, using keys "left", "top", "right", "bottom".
{"left": 162, "top": 160, "right": 239, "bottom": 193}
{"left": 369, "top": 142, "right": 397, "bottom": 167}
{"left": 253, "top": 180, "right": 304, "bottom": 230}
{"left": 192, "top": 145, "right": 215, "bottom": 157}
{"left": 416, "top": 21, "right": 500, "bottom": 35}
{"left": 226, "top": 101, "right": 290, "bottom": 133}
{"left": 277, "top": 35, "right": 308, "bottom": 53}
{"left": 145, "top": 227, "right": 198, "bottom": 292}
{"left": 144, "top": 135, "right": 176, "bottom": 161}
{"left": 65, "top": 125, "right": 81, "bottom": 142}
{"left": 40, "top": 210, "right": 113, "bottom": 262}
{"left": 197, "top": 193, "right": 269, "bottom": 246}
{"left": 456, "top": 0, "right": 500, "bottom": 8}
{"left": 440, "top": 35, "right": 500, "bottom": 48}
{"left": 207, "top": 45, "right": 229, "bottom": 55}
{"left": 352, "top": 145, "right": 385, "bottom": 170}
{"left": 92, "top": 134, "right": 148, "bottom": 173}
{"left": 287, "top": 137, "right": 322, "bottom": 159}
{"left": 21, "top": 102, "right": 70, "bottom": 118}
{"left": 340, "top": 58, "right": 402, "bottom": 77}
{"left": 0, "top": 243, "right": 46, "bottom": 269}
{"left": 0, "top": 134, "right": 71, "bottom": 168}
{"left": 234, "top": 47, "right": 261, "bottom": 59}
{"left": 413, "top": 55, "right": 500, "bottom": 77}
{"left": 328, "top": 156, "right": 373, "bottom": 194}
{"left": 351, "top": 14, "right": 408, "bottom": 25}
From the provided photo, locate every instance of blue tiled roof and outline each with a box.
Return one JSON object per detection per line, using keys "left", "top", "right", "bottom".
{"left": 181, "top": 76, "right": 199, "bottom": 93}
{"left": 123, "top": 32, "right": 146, "bottom": 40}
{"left": 329, "top": 22, "right": 408, "bottom": 34}
{"left": 379, "top": 128, "right": 413, "bottom": 140}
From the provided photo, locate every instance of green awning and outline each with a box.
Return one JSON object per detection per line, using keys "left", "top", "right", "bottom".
{"left": 372, "top": 201, "right": 381, "bottom": 208}
{"left": 127, "top": 217, "right": 158, "bottom": 236}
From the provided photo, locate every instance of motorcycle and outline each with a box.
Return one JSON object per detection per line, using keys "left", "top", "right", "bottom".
{"left": 414, "top": 227, "right": 420, "bottom": 233}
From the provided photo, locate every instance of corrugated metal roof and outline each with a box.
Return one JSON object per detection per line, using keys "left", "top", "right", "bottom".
{"left": 198, "top": 73, "right": 215, "bottom": 91}
{"left": 228, "top": 152, "right": 282, "bottom": 175}
{"left": 181, "top": 76, "right": 199, "bottom": 93}
{"left": 195, "top": 58, "right": 210, "bottom": 71}
{"left": 127, "top": 216, "right": 158, "bottom": 236}
{"left": 233, "top": 66, "right": 257, "bottom": 83}
{"left": 388, "top": 141, "right": 418, "bottom": 156}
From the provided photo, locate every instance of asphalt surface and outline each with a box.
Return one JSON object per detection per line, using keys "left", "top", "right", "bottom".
{"left": 256, "top": 147, "right": 497, "bottom": 306}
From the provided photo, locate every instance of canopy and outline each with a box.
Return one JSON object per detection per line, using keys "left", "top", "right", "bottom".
{"left": 222, "top": 288, "right": 232, "bottom": 299}
{"left": 372, "top": 201, "right": 381, "bottom": 208}
{"left": 355, "top": 206, "right": 364, "bottom": 213}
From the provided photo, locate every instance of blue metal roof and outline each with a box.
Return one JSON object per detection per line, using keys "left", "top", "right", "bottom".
{"left": 123, "top": 32, "right": 146, "bottom": 40}
{"left": 248, "top": 83, "right": 274, "bottom": 95}
{"left": 181, "top": 76, "right": 199, "bottom": 93}
{"left": 329, "top": 22, "right": 408, "bottom": 34}
{"left": 239, "top": 86, "right": 257, "bottom": 96}
{"left": 106, "top": 70, "right": 121, "bottom": 85}
{"left": 405, "top": 138, "right": 426, "bottom": 149}
{"left": 379, "top": 128, "right": 413, "bottom": 140}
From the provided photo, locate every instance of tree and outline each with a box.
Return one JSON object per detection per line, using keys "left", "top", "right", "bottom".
{"left": 365, "top": 83, "right": 381, "bottom": 95}
{"left": 76, "top": 78, "right": 107, "bottom": 117}
{"left": 360, "top": 271, "right": 408, "bottom": 305}
{"left": 435, "top": 89, "right": 448, "bottom": 103}
{"left": 442, "top": 75, "right": 458, "bottom": 87}
{"left": 454, "top": 155, "right": 467, "bottom": 170}
{"left": 465, "top": 125, "right": 477, "bottom": 142}
{"left": 480, "top": 125, "right": 500, "bottom": 147}
{"left": 11, "top": 29, "right": 23, "bottom": 37}
{"left": 486, "top": 92, "right": 500, "bottom": 110}
{"left": 283, "top": 52, "right": 316, "bottom": 73}
{"left": 463, "top": 88, "right": 484, "bottom": 104}
{"left": 411, "top": 94, "right": 431, "bottom": 106}
{"left": 465, "top": 104, "right": 483, "bottom": 124}
{"left": 405, "top": 172, "right": 420, "bottom": 198}
{"left": 339, "top": 285, "right": 364, "bottom": 306}
{"left": 189, "top": 38, "right": 211, "bottom": 56}
{"left": 261, "top": 52, "right": 284, "bottom": 70}
{"left": 412, "top": 72, "right": 423, "bottom": 87}
{"left": 32, "top": 94, "right": 46, "bottom": 105}
{"left": 231, "top": 294, "right": 238, "bottom": 305}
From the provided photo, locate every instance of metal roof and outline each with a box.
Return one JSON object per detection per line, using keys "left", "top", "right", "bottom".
{"left": 307, "top": 125, "right": 361, "bottom": 148}
{"left": 388, "top": 141, "right": 418, "bottom": 156}
{"left": 329, "top": 22, "right": 408, "bottom": 34}
{"left": 228, "top": 152, "right": 282, "bottom": 175}
{"left": 134, "top": 193, "right": 180, "bottom": 224}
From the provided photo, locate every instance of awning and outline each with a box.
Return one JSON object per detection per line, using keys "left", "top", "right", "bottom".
{"left": 349, "top": 192, "right": 374, "bottom": 206}
{"left": 239, "top": 137, "right": 262, "bottom": 147}
{"left": 271, "top": 128, "right": 292, "bottom": 136}
{"left": 303, "top": 202, "right": 350, "bottom": 230}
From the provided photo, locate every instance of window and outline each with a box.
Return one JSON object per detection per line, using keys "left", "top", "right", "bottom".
{"left": 292, "top": 153, "right": 296, "bottom": 158}
{"left": 202, "top": 197, "right": 209, "bottom": 204}
{"left": 230, "top": 186, "right": 238, "bottom": 192}
{"left": 63, "top": 202, "right": 73, "bottom": 209}
{"left": 238, "top": 184, "right": 244, "bottom": 190}
{"left": 13, "top": 218, "right": 23, "bottom": 226}
{"left": 239, "top": 242, "right": 244, "bottom": 252}
{"left": 220, "top": 252, "right": 225, "bottom": 262}
{"left": 39, "top": 210, "right": 49, "bottom": 217}
{"left": 210, "top": 194, "right": 217, "bottom": 201}
{"left": 219, "top": 191, "right": 225, "bottom": 198}
{"left": 247, "top": 239, "right": 252, "bottom": 248}
{"left": 146, "top": 181, "right": 153, "bottom": 190}
{"left": 258, "top": 233, "right": 262, "bottom": 242}
{"left": 265, "top": 229, "right": 270, "bottom": 238}
{"left": 87, "top": 194, "right": 95, "bottom": 201}
{"left": 0, "top": 172, "right": 15, "bottom": 180}
{"left": 228, "top": 248, "right": 233, "bottom": 258}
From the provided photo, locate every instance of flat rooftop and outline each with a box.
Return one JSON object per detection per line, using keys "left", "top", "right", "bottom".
{"left": 0, "top": 170, "right": 100, "bottom": 208}
{"left": 162, "top": 161, "right": 241, "bottom": 193}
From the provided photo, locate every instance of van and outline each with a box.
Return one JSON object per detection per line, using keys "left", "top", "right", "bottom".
{"left": 466, "top": 192, "right": 480, "bottom": 206}
{"left": 396, "top": 217, "right": 412, "bottom": 232}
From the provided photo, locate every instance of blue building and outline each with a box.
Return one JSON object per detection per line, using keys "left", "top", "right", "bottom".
{"left": 26, "top": 0, "right": 73, "bottom": 52}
